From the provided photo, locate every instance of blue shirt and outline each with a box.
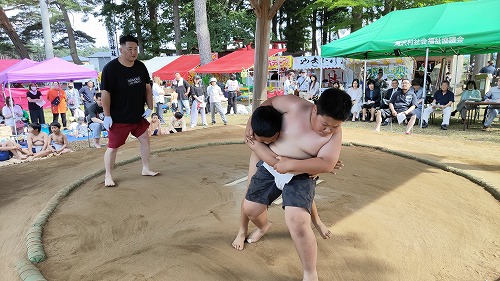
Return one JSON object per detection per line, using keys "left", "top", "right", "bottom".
{"left": 433, "top": 90, "right": 454, "bottom": 105}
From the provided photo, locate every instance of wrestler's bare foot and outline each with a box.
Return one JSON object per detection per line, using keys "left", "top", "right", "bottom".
{"left": 231, "top": 229, "right": 247, "bottom": 251}
{"left": 142, "top": 169, "right": 159, "bottom": 176}
{"left": 246, "top": 221, "right": 272, "bottom": 243}
{"left": 303, "top": 271, "right": 318, "bottom": 281}
{"left": 104, "top": 175, "right": 115, "bottom": 187}
{"left": 313, "top": 221, "right": 332, "bottom": 239}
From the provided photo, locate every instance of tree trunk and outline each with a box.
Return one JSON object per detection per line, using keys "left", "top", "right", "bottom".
{"left": 173, "top": 0, "right": 182, "bottom": 55}
{"left": 194, "top": 0, "right": 212, "bottom": 65}
{"left": 147, "top": 1, "right": 159, "bottom": 55}
{"left": 382, "top": 0, "right": 393, "bottom": 16}
{"left": 131, "top": 0, "right": 145, "bottom": 56}
{"left": 311, "top": 9, "right": 317, "bottom": 55}
{"left": 0, "top": 6, "right": 30, "bottom": 59}
{"left": 473, "top": 54, "right": 489, "bottom": 75}
{"left": 271, "top": 13, "right": 278, "bottom": 40}
{"left": 321, "top": 8, "right": 328, "bottom": 45}
{"left": 351, "top": 6, "right": 363, "bottom": 32}
{"left": 59, "top": 2, "right": 82, "bottom": 64}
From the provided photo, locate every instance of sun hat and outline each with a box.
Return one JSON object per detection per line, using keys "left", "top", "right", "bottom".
{"left": 210, "top": 77, "right": 217, "bottom": 82}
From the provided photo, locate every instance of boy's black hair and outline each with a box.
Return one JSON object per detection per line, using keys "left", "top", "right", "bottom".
{"left": 315, "top": 88, "right": 353, "bottom": 121}
{"left": 120, "top": 34, "right": 139, "bottom": 45}
{"left": 411, "top": 78, "right": 421, "bottom": 86}
{"left": 251, "top": 106, "right": 282, "bottom": 137}
{"left": 50, "top": 122, "right": 61, "bottom": 129}
{"left": 29, "top": 122, "right": 41, "bottom": 132}
{"left": 174, "top": 112, "right": 183, "bottom": 119}
{"left": 151, "top": 113, "right": 158, "bottom": 117}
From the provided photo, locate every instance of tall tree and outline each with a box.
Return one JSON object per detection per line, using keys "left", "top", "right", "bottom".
{"left": 0, "top": 6, "right": 30, "bottom": 58}
{"left": 56, "top": 1, "right": 82, "bottom": 64}
{"left": 173, "top": 0, "right": 182, "bottom": 55}
{"left": 193, "top": 0, "right": 211, "bottom": 65}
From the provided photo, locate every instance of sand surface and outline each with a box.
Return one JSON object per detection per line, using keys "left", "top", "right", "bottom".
{"left": 0, "top": 125, "right": 499, "bottom": 281}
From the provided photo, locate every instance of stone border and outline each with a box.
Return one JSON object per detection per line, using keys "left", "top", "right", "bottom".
{"left": 16, "top": 141, "right": 499, "bottom": 280}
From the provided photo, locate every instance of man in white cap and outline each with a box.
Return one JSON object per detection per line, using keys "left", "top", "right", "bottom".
{"left": 207, "top": 77, "right": 228, "bottom": 125}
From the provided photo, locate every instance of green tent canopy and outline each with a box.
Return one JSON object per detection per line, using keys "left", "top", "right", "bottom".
{"left": 321, "top": 0, "right": 500, "bottom": 59}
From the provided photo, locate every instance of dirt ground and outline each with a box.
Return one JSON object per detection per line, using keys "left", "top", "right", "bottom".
{"left": 0, "top": 125, "right": 499, "bottom": 281}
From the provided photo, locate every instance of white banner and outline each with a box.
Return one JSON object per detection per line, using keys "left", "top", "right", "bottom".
{"left": 293, "top": 56, "right": 346, "bottom": 70}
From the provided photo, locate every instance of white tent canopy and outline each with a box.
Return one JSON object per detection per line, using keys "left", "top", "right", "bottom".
{"left": 143, "top": 56, "right": 180, "bottom": 77}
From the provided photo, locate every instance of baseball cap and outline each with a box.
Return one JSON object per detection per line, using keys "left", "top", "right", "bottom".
{"left": 194, "top": 75, "right": 201, "bottom": 79}
{"left": 210, "top": 77, "right": 217, "bottom": 82}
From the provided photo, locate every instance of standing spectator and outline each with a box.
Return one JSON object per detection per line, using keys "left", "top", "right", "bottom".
{"left": 374, "top": 68, "right": 388, "bottom": 93}
{"left": 307, "top": 74, "right": 320, "bottom": 100}
{"left": 170, "top": 90, "right": 179, "bottom": 113}
{"left": 347, "top": 79, "right": 363, "bottom": 122}
{"left": 374, "top": 78, "right": 417, "bottom": 134}
{"left": 79, "top": 80, "right": 96, "bottom": 112}
{"left": 172, "top": 72, "right": 191, "bottom": 116}
{"left": 47, "top": 82, "right": 68, "bottom": 128}
{"left": 296, "top": 70, "right": 310, "bottom": 99}
{"left": 2, "top": 97, "right": 24, "bottom": 134}
{"left": 152, "top": 76, "right": 165, "bottom": 124}
{"left": 482, "top": 79, "right": 500, "bottom": 131}
{"left": 361, "top": 80, "right": 381, "bottom": 122}
{"left": 479, "top": 60, "right": 496, "bottom": 75}
{"left": 421, "top": 80, "right": 455, "bottom": 130}
{"left": 207, "top": 77, "right": 228, "bottom": 125}
{"left": 65, "top": 82, "right": 80, "bottom": 117}
{"left": 87, "top": 92, "right": 106, "bottom": 148}
{"left": 225, "top": 74, "right": 239, "bottom": 115}
{"left": 26, "top": 83, "right": 45, "bottom": 124}
{"left": 415, "top": 66, "right": 432, "bottom": 90}
{"left": 283, "top": 71, "right": 296, "bottom": 95}
{"left": 190, "top": 75, "right": 208, "bottom": 128}
{"left": 100, "top": 34, "right": 158, "bottom": 187}
{"left": 451, "top": 80, "right": 482, "bottom": 123}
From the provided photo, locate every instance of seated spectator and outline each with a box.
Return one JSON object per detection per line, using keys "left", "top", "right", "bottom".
{"left": 380, "top": 79, "right": 401, "bottom": 125}
{"left": 347, "top": 79, "right": 362, "bottom": 121}
{"left": 361, "top": 80, "right": 381, "bottom": 122}
{"left": 69, "top": 117, "right": 88, "bottom": 137}
{"left": 411, "top": 79, "right": 424, "bottom": 120}
{"left": 482, "top": 79, "right": 500, "bottom": 131}
{"left": 374, "top": 79, "right": 417, "bottom": 134}
{"left": 167, "top": 112, "right": 186, "bottom": 133}
{"left": 170, "top": 91, "right": 179, "bottom": 113}
{"left": 87, "top": 92, "right": 105, "bottom": 148}
{"left": 451, "top": 81, "right": 482, "bottom": 123}
{"left": 49, "top": 122, "right": 72, "bottom": 155}
{"left": 149, "top": 113, "right": 165, "bottom": 136}
{"left": 24, "top": 122, "right": 52, "bottom": 161}
{"left": 421, "top": 81, "right": 455, "bottom": 130}
{"left": 2, "top": 97, "right": 24, "bottom": 134}
{"left": 0, "top": 139, "right": 28, "bottom": 161}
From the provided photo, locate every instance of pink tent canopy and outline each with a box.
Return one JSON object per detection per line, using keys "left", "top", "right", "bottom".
{"left": 0, "top": 59, "right": 21, "bottom": 73}
{"left": 4, "top": 57, "right": 97, "bottom": 83}
{"left": 0, "top": 59, "right": 39, "bottom": 84}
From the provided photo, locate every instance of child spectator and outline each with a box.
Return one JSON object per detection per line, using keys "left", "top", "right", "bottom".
{"left": 167, "top": 112, "right": 186, "bottom": 133}
{"left": 149, "top": 113, "right": 165, "bottom": 136}
{"left": 24, "top": 122, "right": 52, "bottom": 161}
{"left": 49, "top": 122, "right": 73, "bottom": 155}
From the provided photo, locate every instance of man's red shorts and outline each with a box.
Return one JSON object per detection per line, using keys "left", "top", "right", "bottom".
{"left": 107, "top": 118, "right": 149, "bottom": 149}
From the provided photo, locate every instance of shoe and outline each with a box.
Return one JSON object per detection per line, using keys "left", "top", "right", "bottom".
{"left": 381, "top": 121, "right": 389, "bottom": 126}
{"left": 482, "top": 126, "right": 490, "bottom": 131}
{"left": 211, "top": 121, "right": 216, "bottom": 125}
{"left": 369, "top": 119, "right": 374, "bottom": 123}
{"left": 450, "top": 110, "right": 457, "bottom": 117}
{"left": 202, "top": 124, "right": 208, "bottom": 128}
{"left": 224, "top": 123, "right": 228, "bottom": 125}
{"left": 422, "top": 121, "right": 428, "bottom": 128}
{"left": 441, "top": 124, "right": 448, "bottom": 130}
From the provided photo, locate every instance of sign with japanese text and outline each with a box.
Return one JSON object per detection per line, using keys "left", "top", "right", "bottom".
{"left": 268, "top": 56, "right": 293, "bottom": 70}
{"left": 292, "top": 56, "right": 346, "bottom": 70}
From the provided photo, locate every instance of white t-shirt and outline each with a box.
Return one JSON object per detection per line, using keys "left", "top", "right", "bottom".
{"left": 2, "top": 104, "right": 23, "bottom": 127}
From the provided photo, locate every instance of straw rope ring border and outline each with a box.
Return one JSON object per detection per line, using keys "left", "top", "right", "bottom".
{"left": 15, "top": 141, "right": 499, "bottom": 280}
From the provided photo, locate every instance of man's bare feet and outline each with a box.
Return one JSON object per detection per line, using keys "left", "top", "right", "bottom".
{"left": 303, "top": 271, "right": 319, "bottom": 281}
{"left": 313, "top": 221, "right": 332, "bottom": 239}
{"left": 94, "top": 143, "right": 101, "bottom": 148}
{"left": 142, "top": 169, "right": 159, "bottom": 176}
{"left": 232, "top": 230, "right": 247, "bottom": 251}
{"left": 246, "top": 221, "right": 272, "bottom": 243}
{"left": 104, "top": 175, "right": 115, "bottom": 187}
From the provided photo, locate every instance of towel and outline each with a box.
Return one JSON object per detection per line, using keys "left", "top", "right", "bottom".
{"left": 262, "top": 162, "right": 294, "bottom": 190}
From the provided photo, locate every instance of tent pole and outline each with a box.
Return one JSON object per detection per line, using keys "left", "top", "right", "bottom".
{"left": 453, "top": 54, "right": 459, "bottom": 93}
{"left": 363, "top": 60, "right": 367, "bottom": 99}
{"left": 7, "top": 83, "right": 20, "bottom": 143}
{"left": 319, "top": 56, "right": 323, "bottom": 91}
{"left": 420, "top": 47, "right": 429, "bottom": 128}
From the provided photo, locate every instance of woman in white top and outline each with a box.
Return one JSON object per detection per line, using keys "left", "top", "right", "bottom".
{"left": 207, "top": 77, "right": 228, "bottom": 125}
{"left": 152, "top": 76, "right": 165, "bottom": 124}
{"left": 307, "top": 74, "right": 320, "bottom": 100}
{"left": 2, "top": 97, "right": 24, "bottom": 134}
{"left": 347, "top": 79, "right": 363, "bottom": 121}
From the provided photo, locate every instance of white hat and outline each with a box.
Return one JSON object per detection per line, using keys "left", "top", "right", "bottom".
{"left": 210, "top": 77, "right": 217, "bottom": 82}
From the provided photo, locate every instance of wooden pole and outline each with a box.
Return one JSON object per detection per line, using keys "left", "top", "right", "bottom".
{"left": 252, "top": 0, "right": 271, "bottom": 111}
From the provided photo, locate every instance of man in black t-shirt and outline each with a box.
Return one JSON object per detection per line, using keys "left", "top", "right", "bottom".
{"left": 100, "top": 34, "right": 158, "bottom": 187}
{"left": 87, "top": 92, "right": 105, "bottom": 148}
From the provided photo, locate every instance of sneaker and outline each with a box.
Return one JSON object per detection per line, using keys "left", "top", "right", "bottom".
{"left": 422, "top": 121, "right": 428, "bottom": 128}
{"left": 440, "top": 124, "right": 448, "bottom": 130}
{"left": 450, "top": 110, "right": 457, "bottom": 117}
{"left": 202, "top": 124, "right": 208, "bottom": 128}
{"left": 224, "top": 122, "right": 228, "bottom": 125}
{"left": 381, "top": 121, "right": 389, "bottom": 126}
{"left": 482, "top": 126, "right": 490, "bottom": 131}
{"left": 211, "top": 121, "right": 216, "bottom": 125}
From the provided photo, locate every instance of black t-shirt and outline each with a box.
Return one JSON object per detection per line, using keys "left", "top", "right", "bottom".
{"left": 101, "top": 58, "right": 150, "bottom": 123}
{"left": 390, "top": 90, "right": 417, "bottom": 112}
{"left": 87, "top": 102, "right": 104, "bottom": 124}
{"left": 191, "top": 84, "right": 205, "bottom": 98}
{"left": 26, "top": 90, "right": 43, "bottom": 110}
{"left": 173, "top": 79, "right": 190, "bottom": 101}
